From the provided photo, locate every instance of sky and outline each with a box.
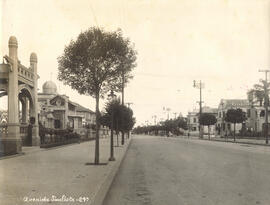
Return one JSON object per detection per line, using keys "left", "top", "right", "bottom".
{"left": 1, "top": 0, "right": 270, "bottom": 126}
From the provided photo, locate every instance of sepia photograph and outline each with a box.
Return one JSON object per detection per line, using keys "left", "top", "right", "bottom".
{"left": 1, "top": 0, "right": 270, "bottom": 204}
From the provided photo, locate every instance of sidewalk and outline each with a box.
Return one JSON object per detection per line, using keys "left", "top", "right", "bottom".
{"left": 178, "top": 135, "right": 270, "bottom": 147}
{"left": 0, "top": 137, "right": 131, "bottom": 205}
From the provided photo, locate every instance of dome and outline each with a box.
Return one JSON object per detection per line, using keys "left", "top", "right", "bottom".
{"left": 42, "top": 81, "right": 57, "bottom": 95}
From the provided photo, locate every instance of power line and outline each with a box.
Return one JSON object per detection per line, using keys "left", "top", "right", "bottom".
{"left": 134, "top": 72, "right": 184, "bottom": 78}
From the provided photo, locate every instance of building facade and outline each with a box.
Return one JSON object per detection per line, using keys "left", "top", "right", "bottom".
{"left": 38, "top": 81, "right": 96, "bottom": 132}
{"left": 217, "top": 99, "right": 249, "bottom": 136}
{"left": 187, "top": 106, "right": 218, "bottom": 135}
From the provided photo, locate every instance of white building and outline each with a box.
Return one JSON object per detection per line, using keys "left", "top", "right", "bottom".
{"left": 38, "top": 81, "right": 95, "bottom": 131}
{"left": 187, "top": 106, "right": 218, "bottom": 135}
{"left": 217, "top": 99, "right": 249, "bottom": 136}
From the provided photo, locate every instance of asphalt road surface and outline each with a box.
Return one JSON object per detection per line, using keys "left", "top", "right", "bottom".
{"left": 103, "top": 135, "right": 270, "bottom": 205}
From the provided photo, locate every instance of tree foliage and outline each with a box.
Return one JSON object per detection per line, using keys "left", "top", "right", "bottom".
{"left": 133, "top": 117, "right": 187, "bottom": 136}
{"left": 100, "top": 98, "right": 136, "bottom": 132}
{"left": 199, "top": 113, "right": 217, "bottom": 126}
{"left": 199, "top": 113, "right": 217, "bottom": 139}
{"left": 225, "top": 108, "right": 247, "bottom": 141}
{"left": 58, "top": 27, "right": 137, "bottom": 97}
{"left": 225, "top": 109, "right": 246, "bottom": 124}
{"left": 248, "top": 80, "right": 270, "bottom": 107}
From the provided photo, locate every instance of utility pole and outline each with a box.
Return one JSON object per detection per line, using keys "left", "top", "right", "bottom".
{"left": 193, "top": 80, "right": 204, "bottom": 138}
{"left": 259, "top": 69, "right": 270, "bottom": 144}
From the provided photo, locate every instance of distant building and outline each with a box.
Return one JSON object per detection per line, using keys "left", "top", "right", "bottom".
{"left": 38, "top": 81, "right": 96, "bottom": 132}
{"left": 246, "top": 91, "right": 270, "bottom": 133}
{"left": 187, "top": 106, "right": 218, "bottom": 135}
{"left": 217, "top": 99, "right": 249, "bottom": 136}
{"left": 187, "top": 108, "right": 199, "bottom": 132}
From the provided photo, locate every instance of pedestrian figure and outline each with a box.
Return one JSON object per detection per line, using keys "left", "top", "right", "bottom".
{"left": 39, "top": 122, "right": 45, "bottom": 144}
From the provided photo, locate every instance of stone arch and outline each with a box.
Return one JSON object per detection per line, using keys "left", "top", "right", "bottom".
{"left": 18, "top": 85, "right": 36, "bottom": 123}
{"left": 18, "top": 84, "right": 34, "bottom": 105}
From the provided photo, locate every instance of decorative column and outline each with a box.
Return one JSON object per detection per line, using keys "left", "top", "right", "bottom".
{"left": 5, "top": 36, "right": 21, "bottom": 154}
{"left": 30, "top": 52, "right": 40, "bottom": 146}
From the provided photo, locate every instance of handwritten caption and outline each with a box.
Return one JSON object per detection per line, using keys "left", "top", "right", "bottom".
{"left": 23, "top": 195, "right": 90, "bottom": 203}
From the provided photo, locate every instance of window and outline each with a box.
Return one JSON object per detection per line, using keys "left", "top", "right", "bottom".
{"left": 260, "top": 110, "right": 265, "bottom": 117}
{"left": 54, "top": 120, "right": 61, "bottom": 129}
{"left": 193, "top": 118, "right": 197, "bottom": 123}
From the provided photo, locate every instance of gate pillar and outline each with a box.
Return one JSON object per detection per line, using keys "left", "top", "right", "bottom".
{"left": 30, "top": 53, "right": 39, "bottom": 146}
{"left": 1, "top": 36, "right": 21, "bottom": 155}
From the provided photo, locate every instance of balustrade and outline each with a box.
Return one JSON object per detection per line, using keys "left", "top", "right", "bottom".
{"left": 0, "top": 124, "right": 8, "bottom": 136}
{"left": 18, "top": 65, "right": 34, "bottom": 81}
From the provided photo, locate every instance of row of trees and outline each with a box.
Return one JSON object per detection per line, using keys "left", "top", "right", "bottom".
{"left": 57, "top": 27, "right": 137, "bottom": 164}
{"left": 133, "top": 117, "right": 188, "bottom": 136}
{"left": 199, "top": 109, "right": 246, "bottom": 141}
{"left": 133, "top": 108, "right": 247, "bottom": 142}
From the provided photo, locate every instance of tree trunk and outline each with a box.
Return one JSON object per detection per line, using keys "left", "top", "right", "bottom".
{"left": 116, "top": 118, "right": 119, "bottom": 146}
{"left": 234, "top": 123, "right": 236, "bottom": 142}
{"left": 94, "top": 92, "right": 100, "bottom": 164}
{"left": 208, "top": 125, "right": 210, "bottom": 140}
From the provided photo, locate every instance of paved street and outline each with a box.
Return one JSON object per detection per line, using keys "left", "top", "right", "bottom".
{"left": 103, "top": 135, "right": 270, "bottom": 205}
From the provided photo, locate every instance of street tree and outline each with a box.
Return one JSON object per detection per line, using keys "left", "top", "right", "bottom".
{"left": 248, "top": 80, "right": 270, "bottom": 106}
{"left": 199, "top": 113, "right": 217, "bottom": 140}
{"left": 100, "top": 98, "right": 121, "bottom": 130}
{"left": 58, "top": 27, "right": 137, "bottom": 164}
{"left": 225, "top": 108, "right": 247, "bottom": 142}
{"left": 120, "top": 105, "right": 136, "bottom": 135}
{"left": 177, "top": 117, "right": 188, "bottom": 131}
{"left": 101, "top": 98, "right": 135, "bottom": 138}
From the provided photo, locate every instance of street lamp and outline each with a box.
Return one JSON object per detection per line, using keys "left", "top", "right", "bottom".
{"left": 108, "top": 90, "right": 116, "bottom": 161}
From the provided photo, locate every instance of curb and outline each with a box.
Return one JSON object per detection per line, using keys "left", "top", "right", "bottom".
{"left": 90, "top": 137, "right": 132, "bottom": 205}
{"left": 203, "top": 138, "right": 270, "bottom": 147}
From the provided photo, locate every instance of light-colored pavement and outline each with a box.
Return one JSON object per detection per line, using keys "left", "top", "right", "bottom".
{"left": 185, "top": 134, "right": 270, "bottom": 146}
{"left": 103, "top": 135, "right": 270, "bottom": 205}
{"left": 0, "top": 137, "right": 130, "bottom": 205}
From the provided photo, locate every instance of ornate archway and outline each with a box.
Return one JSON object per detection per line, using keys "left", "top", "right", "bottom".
{"left": 0, "top": 36, "right": 39, "bottom": 155}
